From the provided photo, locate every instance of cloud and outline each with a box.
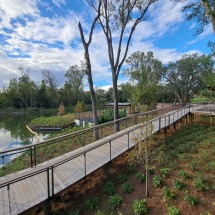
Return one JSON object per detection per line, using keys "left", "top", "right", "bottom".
{"left": 0, "top": 0, "right": 39, "bottom": 29}
{"left": 52, "top": 0, "right": 66, "bottom": 9}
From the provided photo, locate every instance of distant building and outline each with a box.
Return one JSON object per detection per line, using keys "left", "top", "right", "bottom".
{"left": 105, "top": 102, "right": 133, "bottom": 114}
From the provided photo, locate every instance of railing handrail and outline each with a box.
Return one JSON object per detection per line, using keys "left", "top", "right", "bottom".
{"left": 0, "top": 104, "right": 178, "bottom": 155}
{"left": 0, "top": 105, "right": 189, "bottom": 187}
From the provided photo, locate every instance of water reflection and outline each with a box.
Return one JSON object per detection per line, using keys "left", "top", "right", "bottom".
{"left": 0, "top": 114, "right": 52, "bottom": 165}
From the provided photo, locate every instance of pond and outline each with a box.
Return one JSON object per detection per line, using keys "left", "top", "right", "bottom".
{"left": 0, "top": 113, "right": 59, "bottom": 165}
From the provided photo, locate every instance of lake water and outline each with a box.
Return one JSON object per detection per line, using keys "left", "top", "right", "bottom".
{"left": 0, "top": 113, "right": 60, "bottom": 166}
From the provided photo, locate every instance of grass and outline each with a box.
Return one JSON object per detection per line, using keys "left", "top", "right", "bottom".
{"left": 30, "top": 113, "right": 74, "bottom": 126}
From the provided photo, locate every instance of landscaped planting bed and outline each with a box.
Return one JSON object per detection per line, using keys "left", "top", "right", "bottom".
{"left": 48, "top": 124, "right": 215, "bottom": 215}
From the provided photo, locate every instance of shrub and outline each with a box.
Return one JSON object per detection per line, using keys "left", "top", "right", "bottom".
{"left": 163, "top": 187, "right": 176, "bottom": 200}
{"left": 126, "top": 164, "right": 137, "bottom": 174}
{"left": 122, "top": 182, "right": 134, "bottom": 193}
{"left": 103, "top": 181, "right": 116, "bottom": 195}
{"left": 178, "top": 170, "right": 189, "bottom": 179}
{"left": 108, "top": 195, "right": 123, "bottom": 209}
{"left": 153, "top": 175, "right": 163, "bottom": 188}
{"left": 184, "top": 194, "right": 198, "bottom": 205}
{"left": 95, "top": 210, "right": 106, "bottom": 215}
{"left": 160, "top": 168, "right": 170, "bottom": 178}
{"left": 193, "top": 177, "right": 208, "bottom": 191}
{"left": 173, "top": 179, "right": 185, "bottom": 190}
{"left": 132, "top": 199, "right": 148, "bottom": 215}
{"left": 84, "top": 197, "right": 99, "bottom": 210}
{"left": 136, "top": 172, "right": 145, "bottom": 183}
{"left": 167, "top": 205, "right": 180, "bottom": 215}
{"left": 116, "top": 173, "right": 127, "bottom": 183}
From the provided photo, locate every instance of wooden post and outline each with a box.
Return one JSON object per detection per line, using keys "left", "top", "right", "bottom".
{"left": 211, "top": 115, "right": 213, "bottom": 125}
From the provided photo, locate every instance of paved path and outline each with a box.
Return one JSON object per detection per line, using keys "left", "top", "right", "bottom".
{"left": 0, "top": 106, "right": 193, "bottom": 214}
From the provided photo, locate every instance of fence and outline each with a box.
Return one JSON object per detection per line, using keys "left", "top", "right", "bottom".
{"left": 0, "top": 104, "right": 191, "bottom": 215}
{"left": 0, "top": 104, "right": 181, "bottom": 177}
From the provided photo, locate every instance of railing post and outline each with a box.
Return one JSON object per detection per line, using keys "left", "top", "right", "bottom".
{"left": 84, "top": 153, "right": 87, "bottom": 176}
{"left": 159, "top": 117, "right": 161, "bottom": 131}
{"left": 47, "top": 168, "right": 50, "bottom": 199}
{"left": 2, "top": 155, "right": 5, "bottom": 175}
{"left": 34, "top": 146, "right": 36, "bottom": 166}
{"left": 128, "top": 132, "right": 130, "bottom": 149}
{"left": 109, "top": 140, "right": 112, "bottom": 162}
{"left": 165, "top": 115, "right": 166, "bottom": 127}
{"left": 51, "top": 166, "right": 54, "bottom": 196}
{"left": 7, "top": 184, "right": 11, "bottom": 215}
{"left": 30, "top": 147, "right": 33, "bottom": 167}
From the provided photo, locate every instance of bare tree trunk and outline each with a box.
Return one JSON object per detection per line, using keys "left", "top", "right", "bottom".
{"left": 112, "top": 75, "right": 119, "bottom": 131}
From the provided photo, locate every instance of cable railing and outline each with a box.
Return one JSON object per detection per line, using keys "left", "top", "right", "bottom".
{"left": 0, "top": 104, "right": 181, "bottom": 177}
{"left": 0, "top": 105, "right": 190, "bottom": 215}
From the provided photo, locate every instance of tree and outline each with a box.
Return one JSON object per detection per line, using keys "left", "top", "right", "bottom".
{"left": 78, "top": 1, "right": 102, "bottom": 139}
{"left": 165, "top": 53, "right": 214, "bottom": 105}
{"left": 42, "top": 70, "right": 59, "bottom": 108}
{"left": 180, "top": 0, "right": 215, "bottom": 36}
{"left": 65, "top": 64, "right": 85, "bottom": 105}
{"left": 125, "top": 51, "right": 164, "bottom": 109}
{"left": 88, "top": 0, "right": 157, "bottom": 131}
{"left": 202, "top": 72, "right": 215, "bottom": 101}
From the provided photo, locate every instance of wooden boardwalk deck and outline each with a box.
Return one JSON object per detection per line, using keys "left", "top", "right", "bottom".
{"left": 0, "top": 106, "right": 197, "bottom": 214}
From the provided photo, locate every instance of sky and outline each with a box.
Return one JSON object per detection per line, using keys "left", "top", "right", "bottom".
{"left": 0, "top": 0, "right": 214, "bottom": 91}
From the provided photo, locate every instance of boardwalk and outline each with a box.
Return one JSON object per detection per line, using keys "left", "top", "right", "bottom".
{"left": 0, "top": 104, "right": 211, "bottom": 214}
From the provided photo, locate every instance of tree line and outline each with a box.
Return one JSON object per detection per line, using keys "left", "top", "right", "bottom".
{"left": 0, "top": 51, "right": 214, "bottom": 111}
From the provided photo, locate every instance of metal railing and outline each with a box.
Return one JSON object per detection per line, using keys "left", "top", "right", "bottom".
{"left": 0, "top": 105, "right": 190, "bottom": 215}
{"left": 0, "top": 104, "right": 181, "bottom": 177}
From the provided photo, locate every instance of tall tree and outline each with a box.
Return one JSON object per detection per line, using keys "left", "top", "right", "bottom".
{"left": 65, "top": 64, "right": 85, "bottom": 105}
{"left": 42, "top": 70, "right": 59, "bottom": 108}
{"left": 78, "top": 1, "right": 102, "bottom": 139}
{"left": 180, "top": 0, "right": 215, "bottom": 36}
{"left": 125, "top": 51, "right": 164, "bottom": 109}
{"left": 90, "top": 0, "right": 157, "bottom": 131}
{"left": 165, "top": 53, "right": 214, "bottom": 105}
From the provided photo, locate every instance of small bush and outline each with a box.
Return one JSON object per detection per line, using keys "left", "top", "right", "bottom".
{"left": 126, "top": 164, "right": 137, "bottom": 174}
{"left": 163, "top": 187, "right": 176, "bottom": 200}
{"left": 178, "top": 170, "right": 189, "bottom": 179}
{"left": 167, "top": 205, "right": 180, "bottom": 215}
{"left": 94, "top": 210, "right": 106, "bottom": 215}
{"left": 108, "top": 195, "right": 123, "bottom": 209}
{"left": 173, "top": 179, "right": 185, "bottom": 190}
{"left": 184, "top": 194, "right": 198, "bottom": 205}
{"left": 116, "top": 173, "right": 127, "bottom": 183}
{"left": 132, "top": 199, "right": 148, "bottom": 215}
{"left": 193, "top": 177, "right": 208, "bottom": 191}
{"left": 160, "top": 168, "right": 170, "bottom": 178}
{"left": 122, "top": 182, "right": 134, "bottom": 193}
{"left": 84, "top": 197, "right": 99, "bottom": 210}
{"left": 103, "top": 181, "right": 116, "bottom": 195}
{"left": 153, "top": 175, "right": 163, "bottom": 188}
{"left": 136, "top": 172, "right": 145, "bottom": 183}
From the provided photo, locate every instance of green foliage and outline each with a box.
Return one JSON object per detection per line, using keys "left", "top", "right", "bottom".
{"left": 152, "top": 175, "right": 163, "bottom": 188}
{"left": 160, "top": 168, "right": 170, "bottom": 178}
{"left": 126, "top": 164, "right": 137, "bottom": 174}
{"left": 103, "top": 181, "right": 116, "bottom": 195}
{"left": 98, "top": 109, "right": 126, "bottom": 124}
{"left": 84, "top": 197, "right": 99, "bottom": 210}
{"left": 108, "top": 195, "right": 123, "bottom": 209}
{"left": 178, "top": 170, "right": 189, "bottom": 179}
{"left": 167, "top": 205, "right": 180, "bottom": 215}
{"left": 121, "top": 182, "right": 134, "bottom": 193}
{"left": 30, "top": 114, "right": 74, "bottom": 126}
{"left": 116, "top": 173, "right": 127, "bottom": 183}
{"left": 132, "top": 199, "right": 148, "bottom": 215}
{"left": 74, "top": 101, "right": 85, "bottom": 113}
{"left": 184, "top": 194, "right": 198, "bottom": 205}
{"left": 163, "top": 187, "right": 176, "bottom": 200}
{"left": 173, "top": 179, "right": 185, "bottom": 190}
{"left": 135, "top": 172, "right": 145, "bottom": 183}
{"left": 193, "top": 177, "right": 208, "bottom": 191}
{"left": 94, "top": 211, "right": 106, "bottom": 215}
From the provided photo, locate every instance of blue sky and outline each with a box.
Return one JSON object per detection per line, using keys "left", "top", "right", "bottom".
{"left": 0, "top": 0, "right": 214, "bottom": 90}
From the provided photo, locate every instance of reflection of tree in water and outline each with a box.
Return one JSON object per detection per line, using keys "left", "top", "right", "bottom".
{"left": 0, "top": 114, "right": 34, "bottom": 143}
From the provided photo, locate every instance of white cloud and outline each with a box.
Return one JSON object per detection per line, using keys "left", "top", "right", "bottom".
{"left": 0, "top": 0, "right": 39, "bottom": 29}
{"left": 52, "top": 0, "right": 66, "bottom": 9}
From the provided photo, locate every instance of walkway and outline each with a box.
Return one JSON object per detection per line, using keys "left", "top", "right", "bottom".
{"left": 0, "top": 105, "right": 205, "bottom": 214}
